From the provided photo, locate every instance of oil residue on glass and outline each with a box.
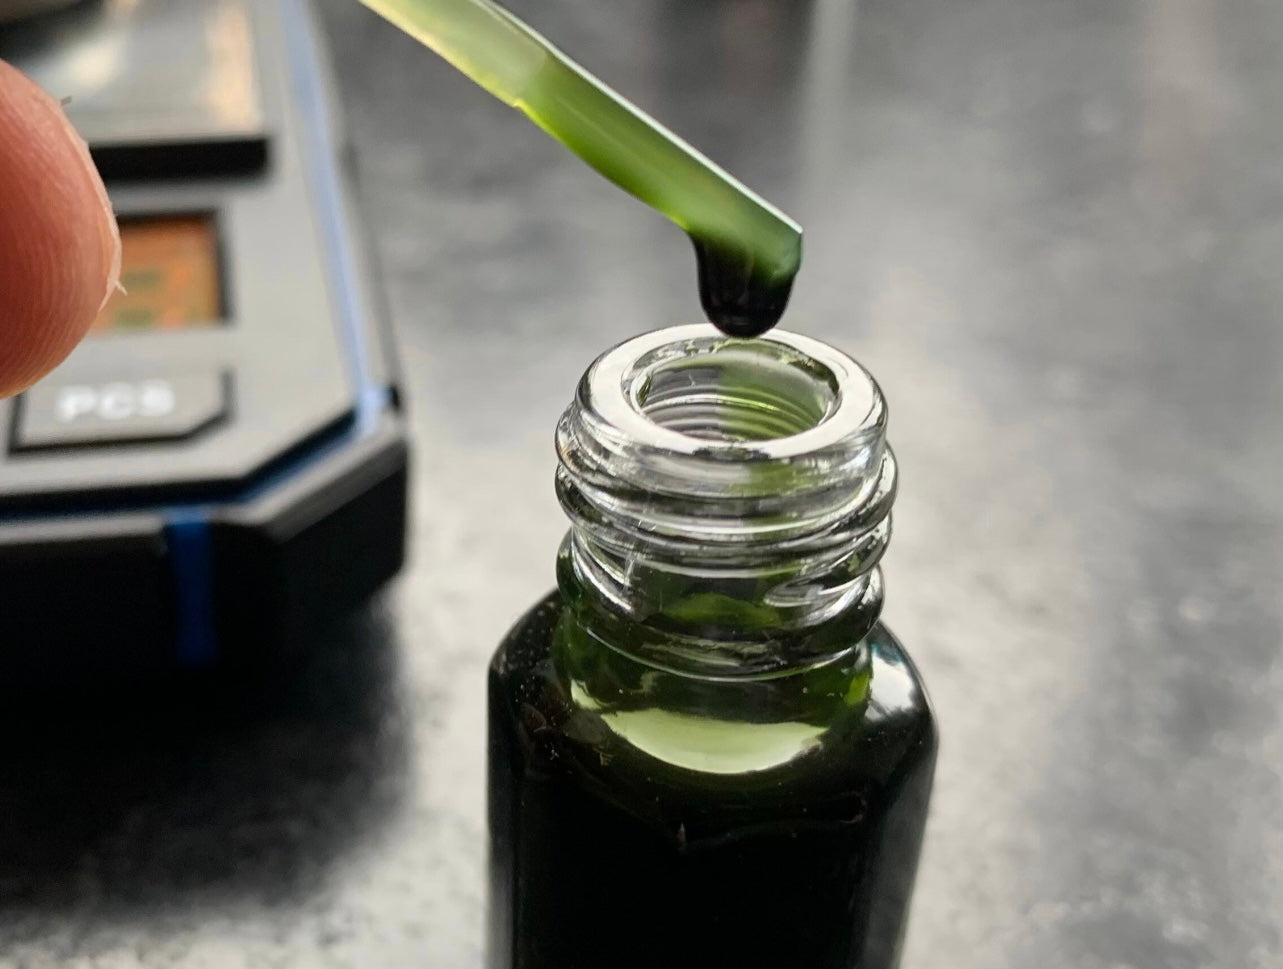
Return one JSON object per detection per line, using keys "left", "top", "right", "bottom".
{"left": 357, "top": 0, "right": 802, "bottom": 336}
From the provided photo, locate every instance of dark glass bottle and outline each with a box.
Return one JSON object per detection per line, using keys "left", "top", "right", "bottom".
{"left": 489, "top": 326, "right": 936, "bottom": 969}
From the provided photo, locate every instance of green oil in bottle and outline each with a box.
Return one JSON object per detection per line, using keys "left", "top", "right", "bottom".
{"left": 489, "top": 592, "right": 935, "bottom": 969}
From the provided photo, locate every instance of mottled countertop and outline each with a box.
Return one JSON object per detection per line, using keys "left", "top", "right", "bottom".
{"left": 1, "top": 0, "right": 1280, "bottom": 966}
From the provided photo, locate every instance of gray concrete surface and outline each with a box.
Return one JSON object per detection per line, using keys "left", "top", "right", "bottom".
{"left": 1, "top": 0, "right": 1280, "bottom": 966}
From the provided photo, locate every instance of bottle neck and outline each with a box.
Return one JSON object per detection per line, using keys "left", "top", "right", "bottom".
{"left": 555, "top": 325, "right": 896, "bottom": 677}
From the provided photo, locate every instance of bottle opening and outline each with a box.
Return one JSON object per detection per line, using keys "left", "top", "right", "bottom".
{"left": 633, "top": 342, "right": 840, "bottom": 444}
{"left": 578, "top": 326, "right": 879, "bottom": 465}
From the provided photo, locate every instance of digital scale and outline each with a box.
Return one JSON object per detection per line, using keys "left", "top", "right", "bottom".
{"left": 0, "top": 0, "right": 408, "bottom": 682}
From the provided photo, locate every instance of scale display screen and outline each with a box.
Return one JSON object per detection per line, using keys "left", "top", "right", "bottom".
{"left": 92, "top": 214, "right": 223, "bottom": 332}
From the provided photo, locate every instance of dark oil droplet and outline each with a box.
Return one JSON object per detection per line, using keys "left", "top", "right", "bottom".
{"left": 692, "top": 236, "right": 797, "bottom": 338}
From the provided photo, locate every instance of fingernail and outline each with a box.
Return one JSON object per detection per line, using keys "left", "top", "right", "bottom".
{"left": 52, "top": 97, "right": 120, "bottom": 311}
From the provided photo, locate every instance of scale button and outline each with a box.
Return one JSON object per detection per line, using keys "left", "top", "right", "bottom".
{"left": 13, "top": 373, "right": 228, "bottom": 450}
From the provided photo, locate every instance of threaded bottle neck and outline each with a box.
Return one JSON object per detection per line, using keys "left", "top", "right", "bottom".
{"left": 555, "top": 325, "right": 895, "bottom": 666}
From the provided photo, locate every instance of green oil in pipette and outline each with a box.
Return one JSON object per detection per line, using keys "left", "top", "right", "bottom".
{"left": 355, "top": 0, "right": 803, "bottom": 336}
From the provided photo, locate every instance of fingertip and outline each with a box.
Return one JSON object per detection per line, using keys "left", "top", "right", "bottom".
{"left": 0, "top": 60, "right": 120, "bottom": 398}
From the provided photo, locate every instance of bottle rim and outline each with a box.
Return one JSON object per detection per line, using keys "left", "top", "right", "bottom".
{"left": 584, "top": 324, "right": 883, "bottom": 463}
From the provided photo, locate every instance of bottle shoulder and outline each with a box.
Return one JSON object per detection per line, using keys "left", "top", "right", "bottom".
{"left": 491, "top": 590, "right": 936, "bottom": 793}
